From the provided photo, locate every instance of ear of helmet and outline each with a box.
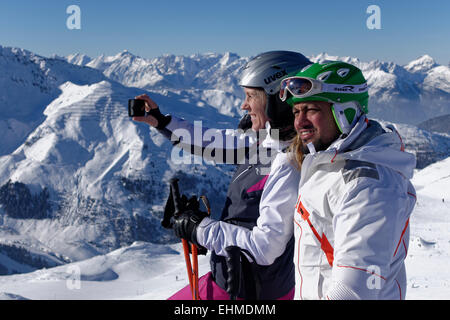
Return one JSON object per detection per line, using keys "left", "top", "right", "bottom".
{"left": 331, "top": 101, "right": 363, "bottom": 135}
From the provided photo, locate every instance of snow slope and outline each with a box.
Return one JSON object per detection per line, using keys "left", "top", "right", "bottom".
{"left": 406, "top": 157, "right": 450, "bottom": 299}
{"left": 0, "top": 46, "right": 235, "bottom": 267}
{"left": 0, "top": 45, "right": 107, "bottom": 156}
{"left": 0, "top": 241, "right": 211, "bottom": 300}
{"left": 0, "top": 156, "right": 449, "bottom": 300}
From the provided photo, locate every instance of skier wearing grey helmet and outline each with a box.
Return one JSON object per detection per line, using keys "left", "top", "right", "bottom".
{"left": 239, "top": 51, "right": 311, "bottom": 139}
{"left": 133, "top": 51, "right": 311, "bottom": 300}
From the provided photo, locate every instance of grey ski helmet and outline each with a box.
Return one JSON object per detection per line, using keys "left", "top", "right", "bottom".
{"left": 239, "top": 51, "right": 311, "bottom": 94}
{"left": 239, "top": 51, "right": 311, "bottom": 139}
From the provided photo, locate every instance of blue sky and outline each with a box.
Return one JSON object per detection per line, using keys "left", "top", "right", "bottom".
{"left": 0, "top": 0, "right": 448, "bottom": 65}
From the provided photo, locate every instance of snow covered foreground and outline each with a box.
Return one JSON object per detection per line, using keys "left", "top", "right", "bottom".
{"left": 0, "top": 157, "right": 449, "bottom": 300}
{"left": 0, "top": 241, "right": 211, "bottom": 300}
{"left": 405, "top": 157, "right": 450, "bottom": 299}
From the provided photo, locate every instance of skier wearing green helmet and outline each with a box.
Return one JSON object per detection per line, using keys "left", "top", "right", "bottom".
{"left": 276, "top": 61, "right": 417, "bottom": 299}
{"left": 280, "top": 61, "right": 369, "bottom": 137}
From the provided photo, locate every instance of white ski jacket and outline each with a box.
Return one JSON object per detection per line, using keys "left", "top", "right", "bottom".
{"left": 197, "top": 148, "right": 299, "bottom": 265}
{"left": 294, "top": 116, "right": 416, "bottom": 300}
{"left": 197, "top": 133, "right": 299, "bottom": 266}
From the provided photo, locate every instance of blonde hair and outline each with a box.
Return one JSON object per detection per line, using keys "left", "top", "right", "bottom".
{"left": 255, "top": 88, "right": 267, "bottom": 104}
{"left": 287, "top": 133, "right": 304, "bottom": 171}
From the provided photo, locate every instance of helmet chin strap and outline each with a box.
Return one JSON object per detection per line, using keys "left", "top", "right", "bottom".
{"left": 331, "top": 101, "right": 362, "bottom": 135}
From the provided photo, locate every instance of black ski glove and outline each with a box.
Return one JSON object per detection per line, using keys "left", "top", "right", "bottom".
{"left": 147, "top": 108, "right": 171, "bottom": 130}
{"left": 172, "top": 209, "right": 207, "bottom": 248}
{"left": 164, "top": 194, "right": 208, "bottom": 255}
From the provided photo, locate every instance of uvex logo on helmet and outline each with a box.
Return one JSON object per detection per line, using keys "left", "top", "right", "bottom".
{"left": 264, "top": 69, "right": 288, "bottom": 85}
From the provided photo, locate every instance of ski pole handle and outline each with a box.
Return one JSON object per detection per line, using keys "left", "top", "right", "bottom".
{"left": 161, "top": 178, "right": 182, "bottom": 228}
{"left": 225, "top": 246, "right": 241, "bottom": 300}
{"left": 169, "top": 178, "right": 182, "bottom": 216}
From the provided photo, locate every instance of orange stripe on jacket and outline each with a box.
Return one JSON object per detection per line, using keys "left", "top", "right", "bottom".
{"left": 296, "top": 198, "right": 334, "bottom": 266}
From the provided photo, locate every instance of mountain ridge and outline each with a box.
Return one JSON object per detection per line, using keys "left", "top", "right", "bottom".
{"left": 64, "top": 49, "right": 450, "bottom": 125}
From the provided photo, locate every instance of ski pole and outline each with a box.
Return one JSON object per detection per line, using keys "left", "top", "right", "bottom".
{"left": 192, "top": 195, "right": 213, "bottom": 300}
{"left": 182, "top": 239, "right": 195, "bottom": 299}
{"left": 191, "top": 244, "right": 199, "bottom": 300}
{"left": 169, "top": 178, "right": 199, "bottom": 300}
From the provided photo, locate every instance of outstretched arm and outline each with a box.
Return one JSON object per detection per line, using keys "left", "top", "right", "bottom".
{"left": 132, "top": 94, "right": 257, "bottom": 164}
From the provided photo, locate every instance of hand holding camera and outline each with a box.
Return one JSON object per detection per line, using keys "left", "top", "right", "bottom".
{"left": 128, "top": 98, "right": 146, "bottom": 117}
{"left": 129, "top": 94, "right": 171, "bottom": 129}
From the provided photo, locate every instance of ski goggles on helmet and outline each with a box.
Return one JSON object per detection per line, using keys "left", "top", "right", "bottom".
{"left": 279, "top": 76, "right": 368, "bottom": 102}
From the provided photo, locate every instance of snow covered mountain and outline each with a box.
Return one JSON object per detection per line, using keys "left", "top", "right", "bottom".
{"left": 377, "top": 119, "right": 450, "bottom": 169}
{"left": 0, "top": 46, "right": 107, "bottom": 156}
{"left": 0, "top": 44, "right": 449, "bottom": 292}
{"left": 67, "top": 50, "right": 450, "bottom": 126}
{"left": 67, "top": 50, "right": 248, "bottom": 118}
{"left": 311, "top": 53, "right": 450, "bottom": 125}
{"left": 418, "top": 114, "right": 450, "bottom": 135}
{"left": 0, "top": 45, "right": 235, "bottom": 272}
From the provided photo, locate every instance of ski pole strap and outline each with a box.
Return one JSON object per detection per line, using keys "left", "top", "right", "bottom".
{"left": 225, "top": 246, "right": 242, "bottom": 300}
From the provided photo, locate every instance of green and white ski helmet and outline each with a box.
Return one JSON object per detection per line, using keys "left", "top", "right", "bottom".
{"left": 281, "top": 61, "right": 369, "bottom": 134}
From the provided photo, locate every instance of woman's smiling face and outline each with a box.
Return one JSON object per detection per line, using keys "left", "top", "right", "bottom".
{"left": 241, "top": 87, "right": 268, "bottom": 131}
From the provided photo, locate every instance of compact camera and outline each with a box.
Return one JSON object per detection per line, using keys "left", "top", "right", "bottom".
{"left": 128, "top": 99, "right": 146, "bottom": 117}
